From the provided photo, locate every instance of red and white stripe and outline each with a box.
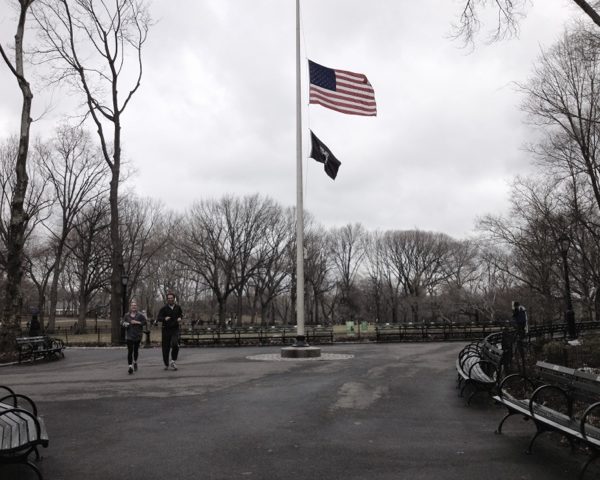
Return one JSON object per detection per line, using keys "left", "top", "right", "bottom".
{"left": 309, "top": 69, "right": 377, "bottom": 116}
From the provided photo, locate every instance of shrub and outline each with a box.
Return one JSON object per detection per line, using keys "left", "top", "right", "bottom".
{"left": 582, "top": 336, "right": 600, "bottom": 368}
{"left": 542, "top": 340, "right": 565, "bottom": 365}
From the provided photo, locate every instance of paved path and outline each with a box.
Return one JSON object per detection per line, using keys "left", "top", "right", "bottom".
{"left": 1, "top": 342, "right": 589, "bottom": 479}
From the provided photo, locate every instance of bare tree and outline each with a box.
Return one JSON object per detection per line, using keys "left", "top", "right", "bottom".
{"left": 454, "top": 0, "right": 600, "bottom": 45}
{"left": 521, "top": 27, "right": 600, "bottom": 213}
{"left": 64, "top": 195, "right": 111, "bottom": 328}
{"left": 37, "top": 124, "right": 108, "bottom": 331}
{"left": 0, "top": 139, "right": 53, "bottom": 332}
{"left": 327, "top": 223, "right": 367, "bottom": 322}
{"left": 0, "top": 136, "right": 53, "bottom": 273}
{"left": 477, "top": 176, "right": 571, "bottom": 322}
{"left": 444, "top": 239, "right": 481, "bottom": 291}
{"left": 469, "top": 245, "right": 518, "bottom": 322}
{"left": 0, "top": 0, "right": 35, "bottom": 350}
{"left": 228, "top": 195, "right": 281, "bottom": 325}
{"left": 435, "top": 239, "right": 483, "bottom": 321}
{"left": 529, "top": 132, "right": 600, "bottom": 320}
{"left": 304, "top": 225, "right": 335, "bottom": 325}
{"left": 380, "top": 230, "right": 454, "bottom": 323}
{"left": 33, "top": 0, "right": 151, "bottom": 343}
{"left": 516, "top": 25, "right": 600, "bottom": 320}
{"left": 23, "top": 235, "right": 56, "bottom": 325}
{"left": 177, "top": 195, "right": 279, "bottom": 326}
{"left": 364, "top": 231, "right": 388, "bottom": 323}
{"left": 364, "top": 231, "right": 404, "bottom": 323}
{"left": 248, "top": 206, "right": 293, "bottom": 325}
{"left": 120, "top": 194, "right": 172, "bottom": 306}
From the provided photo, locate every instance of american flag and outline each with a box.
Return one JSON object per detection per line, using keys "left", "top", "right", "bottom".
{"left": 308, "top": 60, "right": 377, "bottom": 116}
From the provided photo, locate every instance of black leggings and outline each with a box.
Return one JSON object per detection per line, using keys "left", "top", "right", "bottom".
{"left": 127, "top": 340, "right": 141, "bottom": 365}
{"left": 161, "top": 329, "right": 179, "bottom": 366}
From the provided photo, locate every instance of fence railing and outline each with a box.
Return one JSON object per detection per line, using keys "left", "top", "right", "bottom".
{"left": 375, "top": 321, "right": 504, "bottom": 342}
{"left": 21, "top": 319, "right": 600, "bottom": 347}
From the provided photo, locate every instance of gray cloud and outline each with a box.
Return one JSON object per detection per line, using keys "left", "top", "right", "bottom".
{"left": 0, "top": 0, "right": 585, "bottom": 238}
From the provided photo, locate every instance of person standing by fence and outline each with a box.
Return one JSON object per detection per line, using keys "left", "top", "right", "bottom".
{"left": 156, "top": 292, "right": 183, "bottom": 371}
{"left": 28, "top": 309, "right": 41, "bottom": 337}
{"left": 511, "top": 301, "right": 528, "bottom": 374}
{"left": 121, "top": 301, "right": 147, "bottom": 374}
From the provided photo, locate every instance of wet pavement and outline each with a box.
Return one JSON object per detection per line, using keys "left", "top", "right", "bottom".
{"left": 0, "top": 342, "right": 591, "bottom": 479}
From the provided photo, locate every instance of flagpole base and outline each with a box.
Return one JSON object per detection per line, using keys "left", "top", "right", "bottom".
{"left": 281, "top": 345, "right": 321, "bottom": 358}
{"left": 294, "top": 335, "right": 307, "bottom": 347}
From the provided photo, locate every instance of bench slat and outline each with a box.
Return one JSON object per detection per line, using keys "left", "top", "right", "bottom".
{"left": 1, "top": 413, "right": 21, "bottom": 450}
{"left": 1, "top": 411, "right": 30, "bottom": 451}
{"left": 0, "top": 402, "right": 47, "bottom": 451}
{"left": 0, "top": 391, "right": 48, "bottom": 480}
{"left": 0, "top": 418, "right": 15, "bottom": 451}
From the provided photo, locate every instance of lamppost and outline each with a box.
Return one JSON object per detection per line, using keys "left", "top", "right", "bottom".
{"left": 120, "top": 274, "right": 129, "bottom": 344}
{"left": 121, "top": 274, "right": 129, "bottom": 315}
{"left": 558, "top": 235, "right": 577, "bottom": 340}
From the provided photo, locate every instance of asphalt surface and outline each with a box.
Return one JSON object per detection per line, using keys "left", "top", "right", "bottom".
{"left": 0, "top": 342, "right": 592, "bottom": 480}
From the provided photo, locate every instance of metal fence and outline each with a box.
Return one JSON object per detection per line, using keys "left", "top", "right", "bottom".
{"left": 24, "top": 319, "right": 600, "bottom": 347}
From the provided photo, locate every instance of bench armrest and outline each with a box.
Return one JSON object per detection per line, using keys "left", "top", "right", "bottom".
{"left": 0, "top": 385, "right": 16, "bottom": 398}
{"left": 49, "top": 337, "right": 64, "bottom": 349}
{"left": 497, "top": 373, "right": 535, "bottom": 399}
{"left": 0, "top": 392, "right": 39, "bottom": 415}
{"left": 529, "top": 384, "right": 571, "bottom": 419}
{"left": 460, "top": 342, "right": 481, "bottom": 353}
{"left": 467, "top": 360, "right": 500, "bottom": 381}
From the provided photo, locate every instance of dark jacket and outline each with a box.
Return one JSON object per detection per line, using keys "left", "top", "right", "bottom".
{"left": 121, "top": 312, "right": 147, "bottom": 342}
{"left": 29, "top": 316, "right": 41, "bottom": 337}
{"left": 512, "top": 306, "right": 528, "bottom": 335}
{"left": 157, "top": 304, "right": 184, "bottom": 330}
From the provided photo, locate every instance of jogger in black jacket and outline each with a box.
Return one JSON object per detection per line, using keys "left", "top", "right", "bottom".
{"left": 156, "top": 292, "right": 184, "bottom": 370}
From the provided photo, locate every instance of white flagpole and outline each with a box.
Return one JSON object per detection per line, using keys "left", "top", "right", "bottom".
{"left": 295, "top": 0, "right": 306, "bottom": 345}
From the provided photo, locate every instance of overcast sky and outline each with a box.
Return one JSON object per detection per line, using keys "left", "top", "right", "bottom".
{"left": 0, "top": 0, "right": 589, "bottom": 239}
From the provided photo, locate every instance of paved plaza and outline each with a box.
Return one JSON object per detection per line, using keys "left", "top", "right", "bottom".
{"left": 1, "top": 342, "right": 590, "bottom": 479}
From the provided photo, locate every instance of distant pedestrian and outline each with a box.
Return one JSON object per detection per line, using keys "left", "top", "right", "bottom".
{"left": 511, "top": 301, "right": 528, "bottom": 337}
{"left": 28, "top": 312, "right": 41, "bottom": 337}
{"left": 511, "top": 301, "right": 528, "bottom": 374}
{"left": 156, "top": 292, "right": 183, "bottom": 371}
{"left": 121, "top": 300, "right": 147, "bottom": 374}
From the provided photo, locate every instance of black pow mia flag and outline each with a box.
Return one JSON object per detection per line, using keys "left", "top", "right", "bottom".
{"left": 309, "top": 130, "right": 341, "bottom": 180}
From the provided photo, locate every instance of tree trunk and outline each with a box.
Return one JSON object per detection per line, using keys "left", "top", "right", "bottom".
{"left": 218, "top": 300, "right": 226, "bottom": 327}
{"left": 595, "top": 287, "right": 600, "bottom": 322}
{"left": 109, "top": 163, "right": 124, "bottom": 344}
{"left": 236, "top": 290, "right": 243, "bottom": 326}
{"left": 77, "top": 283, "right": 88, "bottom": 330}
{"left": 47, "top": 242, "right": 65, "bottom": 333}
{"left": 571, "top": 0, "right": 600, "bottom": 29}
{"left": 0, "top": 3, "right": 33, "bottom": 354}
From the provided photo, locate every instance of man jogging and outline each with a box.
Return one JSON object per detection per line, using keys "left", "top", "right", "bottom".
{"left": 156, "top": 292, "right": 183, "bottom": 370}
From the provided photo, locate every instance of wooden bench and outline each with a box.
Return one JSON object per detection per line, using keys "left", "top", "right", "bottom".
{"left": 456, "top": 336, "right": 503, "bottom": 404}
{"left": 16, "top": 336, "right": 65, "bottom": 363}
{"left": 0, "top": 385, "right": 49, "bottom": 479}
{"left": 494, "top": 361, "right": 600, "bottom": 479}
